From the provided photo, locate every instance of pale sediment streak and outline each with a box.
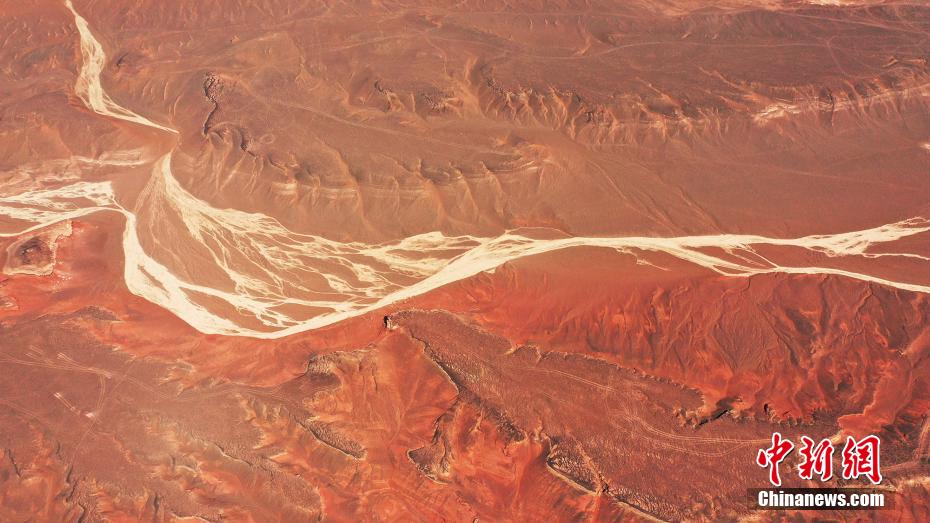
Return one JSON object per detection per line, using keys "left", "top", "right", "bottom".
{"left": 0, "top": 1, "right": 926, "bottom": 339}
{"left": 63, "top": 0, "right": 177, "bottom": 134}
{"left": 4, "top": 158, "right": 930, "bottom": 339}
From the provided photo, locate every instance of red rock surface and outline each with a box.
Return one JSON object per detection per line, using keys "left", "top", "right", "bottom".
{"left": 2, "top": 0, "right": 930, "bottom": 521}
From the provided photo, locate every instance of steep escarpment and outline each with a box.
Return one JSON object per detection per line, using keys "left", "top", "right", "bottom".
{"left": 53, "top": 0, "right": 930, "bottom": 242}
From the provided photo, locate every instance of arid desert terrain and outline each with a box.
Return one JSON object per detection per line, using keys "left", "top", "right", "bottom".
{"left": 2, "top": 0, "right": 930, "bottom": 520}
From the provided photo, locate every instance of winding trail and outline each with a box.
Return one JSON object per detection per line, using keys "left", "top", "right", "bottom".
{"left": 0, "top": 2, "right": 927, "bottom": 339}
